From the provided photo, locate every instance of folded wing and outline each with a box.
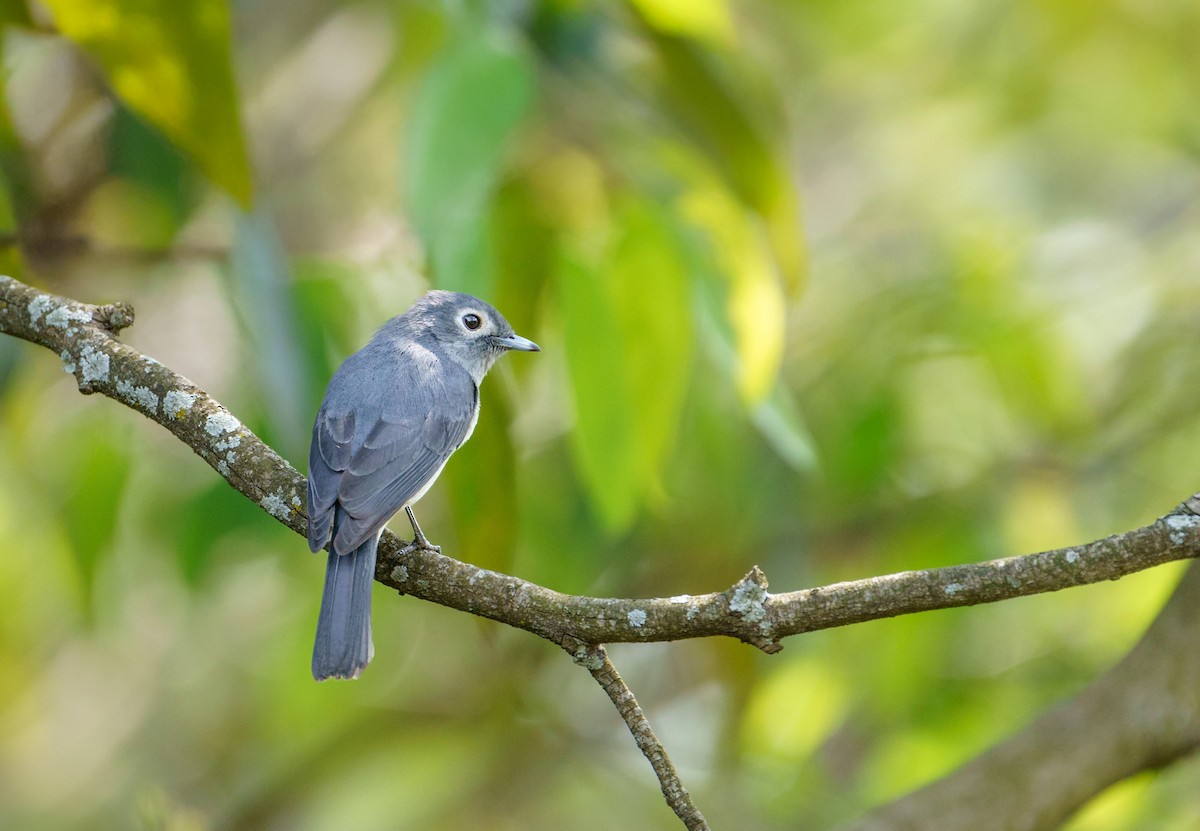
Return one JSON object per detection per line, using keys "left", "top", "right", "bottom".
{"left": 307, "top": 355, "right": 476, "bottom": 555}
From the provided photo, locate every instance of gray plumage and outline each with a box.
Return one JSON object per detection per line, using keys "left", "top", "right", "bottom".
{"left": 307, "top": 290, "right": 538, "bottom": 680}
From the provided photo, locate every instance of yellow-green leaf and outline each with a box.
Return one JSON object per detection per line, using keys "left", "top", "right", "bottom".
{"left": 558, "top": 200, "right": 694, "bottom": 529}
{"left": 682, "top": 182, "right": 786, "bottom": 404}
{"left": 637, "top": 20, "right": 806, "bottom": 293}
{"left": 558, "top": 251, "right": 639, "bottom": 532}
{"left": 609, "top": 199, "right": 692, "bottom": 495}
{"left": 44, "top": 0, "right": 252, "bottom": 204}
{"left": 626, "top": 0, "right": 734, "bottom": 47}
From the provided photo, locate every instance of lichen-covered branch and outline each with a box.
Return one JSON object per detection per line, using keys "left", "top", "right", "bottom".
{"left": 572, "top": 644, "right": 710, "bottom": 831}
{"left": 0, "top": 275, "right": 307, "bottom": 533}
{"left": 376, "top": 518, "right": 1200, "bottom": 655}
{"left": 3, "top": 274, "right": 1199, "bottom": 654}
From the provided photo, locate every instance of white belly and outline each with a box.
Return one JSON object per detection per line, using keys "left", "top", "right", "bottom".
{"left": 405, "top": 456, "right": 449, "bottom": 508}
{"left": 403, "top": 392, "right": 479, "bottom": 508}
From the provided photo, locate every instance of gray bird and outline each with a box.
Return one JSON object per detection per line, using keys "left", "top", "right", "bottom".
{"left": 307, "top": 290, "right": 539, "bottom": 680}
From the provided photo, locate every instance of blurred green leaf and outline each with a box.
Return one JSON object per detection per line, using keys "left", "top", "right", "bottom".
{"left": 557, "top": 201, "right": 695, "bottom": 531}
{"left": 489, "top": 177, "right": 556, "bottom": 338}
{"left": 290, "top": 258, "right": 361, "bottom": 415}
{"left": 442, "top": 390, "right": 517, "bottom": 572}
{"left": 741, "top": 654, "right": 849, "bottom": 764}
{"left": 641, "top": 31, "right": 776, "bottom": 208}
{"left": 609, "top": 199, "right": 692, "bottom": 496}
{"left": 558, "top": 251, "right": 639, "bottom": 532}
{"left": 44, "top": 0, "right": 253, "bottom": 204}
{"left": 514, "top": 444, "right": 607, "bottom": 592}
{"left": 59, "top": 420, "right": 131, "bottom": 613}
{"left": 80, "top": 178, "right": 181, "bottom": 251}
{"left": 635, "top": 15, "right": 806, "bottom": 293}
{"left": 827, "top": 392, "right": 902, "bottom": 501}
{"left": 108, "top": 104, "right": 187, "bottom": 226}
{"left": 405, "top": 26, "right": 533, "bottom": 297}
{"left": 682, "top": 180, "right": 786, "bottom": 404}
{"left": 172, "top": 478, "right": 265, "bottom": 585}
{"left": 627, "top": 0, "right": 734, "bottom": 47}
{"left": 0, "top": 0, "right": 31, "bottom": 28}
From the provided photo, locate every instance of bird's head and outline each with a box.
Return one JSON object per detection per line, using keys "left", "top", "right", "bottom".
{"left": 411, "top": 290, "right": 539, "bottom": 381}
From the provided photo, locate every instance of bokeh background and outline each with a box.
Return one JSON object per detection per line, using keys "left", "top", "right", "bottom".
{"left": 0, "top": 0, "right": 1198, "bottom": 829}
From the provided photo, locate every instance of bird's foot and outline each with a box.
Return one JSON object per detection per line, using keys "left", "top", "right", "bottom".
{"left": 400, "top": 535, "right": 441, "bottom": 555}
{"left": 416, "top": 538, "right": 442, "bottom": 554}
{"left": 403, "top": 506, "right": 442, "bottom": 554}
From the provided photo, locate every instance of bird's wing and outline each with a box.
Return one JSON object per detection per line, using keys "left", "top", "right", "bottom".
{"left": 310, "top": 363, "right": 477, "bottom": 555}
{"left": 307, "top": 409, "right": 354, "bottom": 552}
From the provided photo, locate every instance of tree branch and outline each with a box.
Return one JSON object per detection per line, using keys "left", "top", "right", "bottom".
{"left": 0, "top": 275, "right": 307, "bottom": 533}
{"left": 3, "top": 273, "right": 1199, "bottom": 647}
{"left": 845, "top": 558, "right": 1200, "bottom": 831}
{"left": 5, "top": 274, "right": 1200, "bottom": 828}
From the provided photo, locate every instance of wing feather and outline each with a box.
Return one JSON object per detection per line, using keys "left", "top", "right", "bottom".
{"left": 308, "top": 345, "right": 477, "bottom": 556}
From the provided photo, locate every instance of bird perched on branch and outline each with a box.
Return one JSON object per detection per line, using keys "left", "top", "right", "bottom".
{"left": 306, "top": 291, "right": 539, "bottom": 680}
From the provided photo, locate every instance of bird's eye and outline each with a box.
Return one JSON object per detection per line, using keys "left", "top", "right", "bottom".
{"left": 462, "top": 313, "right": 482, "bottom": 331}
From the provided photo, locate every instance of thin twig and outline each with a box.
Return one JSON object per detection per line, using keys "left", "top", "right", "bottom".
{"left": 572, "top": 644, "right": 710, "bottom": 831}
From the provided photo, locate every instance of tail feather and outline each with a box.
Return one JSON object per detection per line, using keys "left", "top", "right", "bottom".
{"left": 312, "top": 529, "right": 378, "bottom": 681}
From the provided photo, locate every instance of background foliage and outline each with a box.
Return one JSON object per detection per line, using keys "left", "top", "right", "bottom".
{"left": 0, "top": 0, "right": 1198, "bottom": 829}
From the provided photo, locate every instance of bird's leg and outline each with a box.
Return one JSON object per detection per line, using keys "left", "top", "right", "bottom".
{"left": 402, "top": 506, "right": 441, "bottom": 554}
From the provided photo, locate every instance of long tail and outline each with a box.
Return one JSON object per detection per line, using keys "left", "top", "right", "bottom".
{"left": 312, "top": 528, "right": 378, "bottom": 681}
